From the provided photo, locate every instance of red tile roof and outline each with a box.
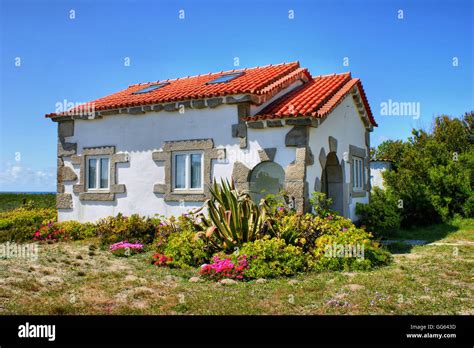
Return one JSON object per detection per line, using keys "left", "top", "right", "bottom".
{"left": 46, "top": 62, "right": 375, "bottom": 126}
{"left": 248, "top": 73, "right": 376, "bottom": 126}
{"left": 46, "top": 62, "right": 310, "bottom": 117}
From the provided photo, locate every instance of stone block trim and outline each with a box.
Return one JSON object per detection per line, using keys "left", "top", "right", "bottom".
{"left": 191, "top": 100, "right": 206, "bottom": 109}
{"left": 56, "top": 120, "right": 77, "bottom": 208}
{"left": 231, "top": 124, "right": 247, "bottom": 138}
{"left": 284, "top": 146, "right": 310, "bottom": 213}
{"left": 152, "top": 139, "right": 225, "bottom": 201}
{"left": 79, "top": 193, "right": 115, "bottom": 201}
{"left": 58, "top": 120, "right": 74, "bottom": 138}
{"left": 71, "top": 146, "right": 129, "bottom": 202}
{"left": 153, "top": 184, "right": 167, "bottom": 194}
{"left": 231, "top": 104, "right": 250, "bottom": 149}
{"left": 319, "top": 147, "right": 327, "bottom": 169}
{"left": 349, "top": 144, "right": 369, "bottom": 198}
{"left": 58, "top": 166, "right": 77, "bottom": 182}
{"left": 285, "top": 118, "right": 313, "bottom": 126}
{"left": 56, "top": 193, "right": 73, "bottom": 209}
{"left": 285, "top": 126, "right": 309, "bottom": 147}
{"left": 58, "top": 139, "right": 77, "bottom": 157}
{"left": 267, "top": 120, "right": 283, "bottom": 127}
{"left": 207, "top": 97, "right": 224, "bottom": 108}
{"left": 329, "top": 136, "right": 338, "bottom": 153}
{"left": 232, "top": 161, "right": 251, "bottom": 192}
{"left": 258, "top": 148, "right": 277, "bottom": 162}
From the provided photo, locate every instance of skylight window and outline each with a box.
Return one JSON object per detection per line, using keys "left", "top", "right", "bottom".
{"left": 206, "top": 72, "right": 244, "bottom": 84}
{"left": 132, "top": 83, "right": 169, "bottom": 94}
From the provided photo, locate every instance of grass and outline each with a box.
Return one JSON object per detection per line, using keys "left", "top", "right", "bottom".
{"left": 0, "top": 193, "right": 55, "bottom": 212}
{"left": 394, "top": 218, "right": 474, "bottom": 243}
{"left": 0, "top": 220, "right": 472, "bottom": 315}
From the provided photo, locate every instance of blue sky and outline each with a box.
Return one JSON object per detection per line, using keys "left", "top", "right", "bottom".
{"left": 0, "top": 0, "right": 472, "bottom": 191}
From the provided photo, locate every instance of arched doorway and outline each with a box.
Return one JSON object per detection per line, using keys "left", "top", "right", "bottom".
{"left": 249, "top": 161, "right": 285, "bottom": 204}
{"left": 321, "top": 152, "right": 344, "bottom": 215}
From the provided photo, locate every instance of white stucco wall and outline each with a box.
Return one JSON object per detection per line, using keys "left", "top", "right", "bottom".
{"left": 370, "top": 161, "right": 392, "bottom": 189}
{"left": 59, "top": 104, "right": 298, "bottom": 222}
{"left": 307, "top": 95, "right": 370, "bottom": 220}
{"left": 59, "top": 92, "right": 370, "bottom": 223}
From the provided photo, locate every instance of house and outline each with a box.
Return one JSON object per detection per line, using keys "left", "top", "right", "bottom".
{"left": 46, "top": 62, "right": 376, "bottom": 222}
{"left": 370, "top": 159, "right": 393, "bottom": 189}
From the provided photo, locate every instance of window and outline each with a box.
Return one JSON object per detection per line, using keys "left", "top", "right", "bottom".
{"left": 173, "top": 152, "right": 203, "bottom": 190}
{"left": 352, "top": 157, "right": 364, "bottom": 191}
{"left": 132, "top": 83, "right": 169, "bottom": 94}
{"left": 249, "top": 161, "right": 285, "bottom": 204}
{"left": 87, "top": 156, "right": 110, "bottom": 190}
{"left": 206, "top": 72, "right": 244, "bottom": 84}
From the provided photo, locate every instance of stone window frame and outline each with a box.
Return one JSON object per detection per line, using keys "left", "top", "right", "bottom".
{"left": 85, "top": 155, "right": 111, "bottom": 191}
{"left": 152, "top": 139, "right": 225, "bottom": 202}
{"left": 171, "top": 150, "right": 205, "bottom": 191}
{"left": 72, "top": 146, "right": 129, "bottom": 201}
{"left": 352, "top": 156, "right": 364, "bottom": 191}
{"left": 349, "top": 144, "right": 369, "bottom": 198}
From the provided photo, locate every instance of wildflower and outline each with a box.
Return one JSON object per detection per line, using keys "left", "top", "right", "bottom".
{"left": 199, "top": 254, "right": 249, "bottom": 281}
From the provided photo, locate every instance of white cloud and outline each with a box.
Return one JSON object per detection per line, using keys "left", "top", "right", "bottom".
{"left": 0, "top": 162, "right": 55, "bottom": 192}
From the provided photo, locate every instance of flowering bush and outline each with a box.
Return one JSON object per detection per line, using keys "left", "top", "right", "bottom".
{"left": 161, "top": 230, "right": 210, "bottom": 269}
{"left": 238, "top": 237, "right": 307, "bottom": 279}
{"left": 266, "top": 212, "right": 354, "bottom": 252}
{"left": 308, "top": 226, "right": 392, "bottom": 271}
{"left": 109, "top": 241, "right": 144, "bottom": 257}
{"left": 97, "top": 213, "right": 159, "bottom": 246}
{"left": 33, "top": 221, "right": 65, "bottom": 242}
{"left": 0, "top": 207, "right": 56, "bottom": 243}
{"left": 151, "top": 253, "right": 173, "bottom": 266}
{"left": 199, "top": 255, "right": 248, "bottom": 281}
{"left": 55, "top": 221, "right": 97, "bottom": 240}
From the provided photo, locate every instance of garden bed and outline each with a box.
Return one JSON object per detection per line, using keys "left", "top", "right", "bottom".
{"left": 0, "top": 219, "right": 472, "bottom": 315}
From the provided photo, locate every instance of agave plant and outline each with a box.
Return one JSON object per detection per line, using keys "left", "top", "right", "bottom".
{"left": 194, "top": 178, "right": 271, "bottom": 251}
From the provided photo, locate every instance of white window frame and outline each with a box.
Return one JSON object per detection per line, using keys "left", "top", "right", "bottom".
{"left": 352, "top": 156, "right": 364, "bottom": 191}
{"left": 86, "top": 155, "right": 110, "bottom": 191}
{"left": 172, "top": 151, "right": 204, "bottom": 191}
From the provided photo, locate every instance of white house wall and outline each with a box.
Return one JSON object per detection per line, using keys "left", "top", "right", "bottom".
{"left": 307, "top": 95, "right": 370, "bottom": 220}
{"left": 59, "top": 105, "right": 295, "bottom": 222}
{"left": 370, "top": 161, "right": 391, "bottom": 189}
{"left": 58, "top": 94, "right": 370, "bottom": 223}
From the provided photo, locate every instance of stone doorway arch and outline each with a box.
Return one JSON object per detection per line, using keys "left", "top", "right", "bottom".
{"left": 321, "top": 152, "right": 344, "bottom": 215}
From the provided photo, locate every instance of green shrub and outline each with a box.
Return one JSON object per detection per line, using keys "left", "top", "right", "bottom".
{"left": 309, "top": 192, "right": 334, "bottom": 218}
{"left": 308, "top": 226, "right": 392, "bottom": 272}
{"left": 0, "top": 207, "right": 56, "bottom": 242}
{"left": 267, "top": 212, "right": 355, "bottom": 252}
{"left": 162, "top": 230, "right": 210, "bottom": 269}
{"left": 262, "top": 191, "right": 295, "bottom": 215}
{"left": 238, "top": 237, "right": 307, "bottom": 279}
{"left": 195, "top": 179, "right": 270, "bottom": 252}
{"left": 355, "top": 187, "right": 401, "bottom": 238}
{"left": 377, "top": 113, "right": 473, "bottom": 227}
{"left": 96, "top": 213, "right": 159, "bottom": 246}
{"left": 55, "top": 221, "right": 97, "bottom": 240}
